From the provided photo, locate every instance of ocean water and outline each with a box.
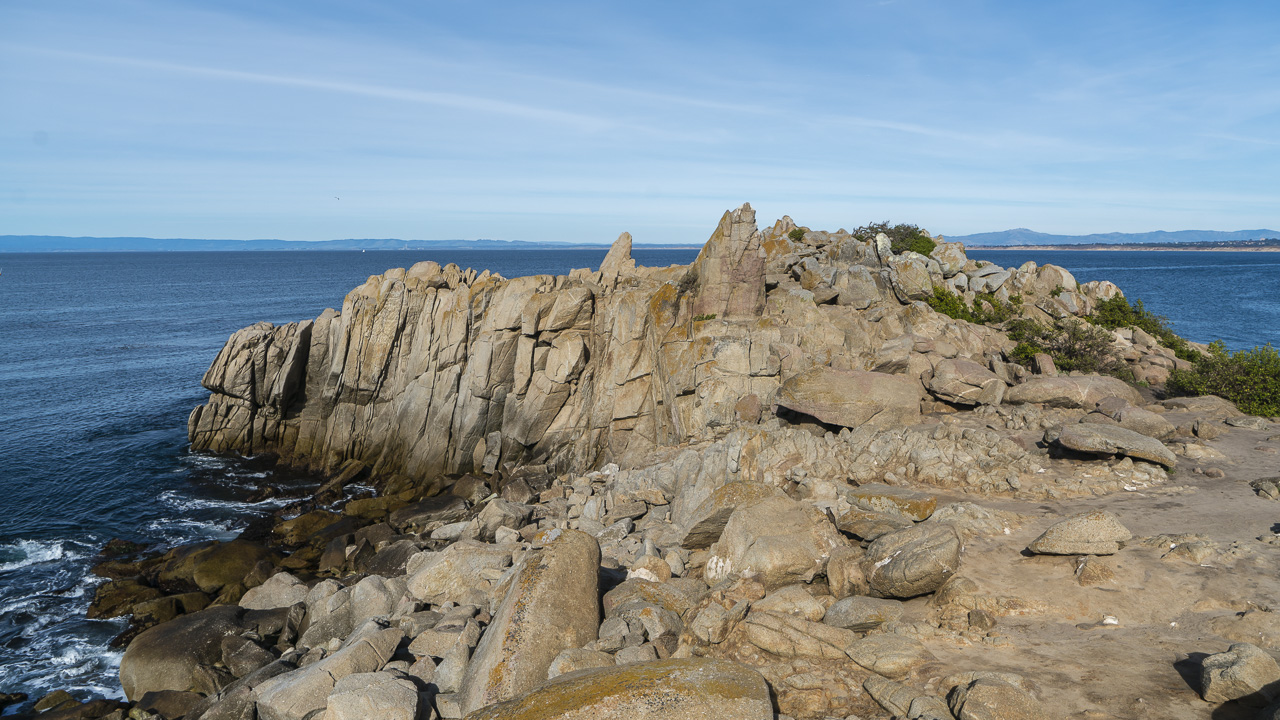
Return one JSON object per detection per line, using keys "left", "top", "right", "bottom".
{"left": 0, "top": 249, "right": 696, "bottom": 710}
{"left": 0, "top": 246, "right": 1272, "bottom": 707}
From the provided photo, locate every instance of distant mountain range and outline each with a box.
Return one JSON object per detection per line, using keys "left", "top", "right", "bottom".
{"left": 0, "top": 236, "right": 700, "bottom": 252}
{"left": 948, "top": 228, "right": 1280, "bottom": 247}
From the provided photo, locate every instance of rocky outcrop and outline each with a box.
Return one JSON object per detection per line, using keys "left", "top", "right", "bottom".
{"left": 188, "top": 204, "right": 1029, "bottom": 485}
{"left": 108, "top": 205, "right": 1267, "bottom": 720}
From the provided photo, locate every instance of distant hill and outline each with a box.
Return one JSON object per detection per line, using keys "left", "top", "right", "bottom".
{"left": 949, "top": 228, "right": 1280, "bottom": 247}
{"left": 0, "top": 236, "right": 700, "bottom": 252}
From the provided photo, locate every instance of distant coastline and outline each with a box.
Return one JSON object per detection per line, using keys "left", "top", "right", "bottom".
{"left": 969, "top": 241, "right": 1280, "bottom": 252}
{"left": 0, "top": 235, "right": 702, "bottom": 253}
{"left": 947, "top": 227, "right": 1279, "bottom": 247}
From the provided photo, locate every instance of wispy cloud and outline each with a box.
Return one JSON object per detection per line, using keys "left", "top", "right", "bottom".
{"left": 4, "top": 44, "right": 613, "bottom": 131}
{"left": 3, "top": 1, "right": 1279, "bottom": 241}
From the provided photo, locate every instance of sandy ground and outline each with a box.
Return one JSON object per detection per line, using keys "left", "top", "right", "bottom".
{"left": 897, "top": 419, "right": 1280, "bottom": 719}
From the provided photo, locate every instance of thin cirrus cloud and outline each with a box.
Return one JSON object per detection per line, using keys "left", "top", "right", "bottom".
{"left": 1, "top": 0, "right": 1278, "bottom": 242}
{"left": 9, "top": 45, "right": 613, "bottom": 132}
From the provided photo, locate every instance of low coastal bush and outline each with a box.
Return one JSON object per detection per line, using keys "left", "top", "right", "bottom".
{"left": 1006, "top": 317, "right": 1124, "bottom": 376}
{"left": 1089, "top": 295, "right": 1196, "bottom": 361}
{"left": 853, "top": 221, "right": 936, "bottom": 256}
{"left": 787, "top": 227, "right": 806, "bottom": 242}
{"left": 926, "top": 287, "right": 1019, "bottom": 326}
{"left": 1166, "top": 342, "right": 1280, "bottom": 416}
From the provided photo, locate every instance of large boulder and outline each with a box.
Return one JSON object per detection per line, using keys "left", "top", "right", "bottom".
{"left": 1200, "top": 642, "right": 1280, "bottom": 706}
{"left": 1049, "top": 423, "right": 1177, "bottom": 469}
{"left": 1027, "top": 511, "right": 1132, "bottom": 556}
{"left": 155, "top": 540, "right": 278, "bottom": 596}
{"left": 1095, "top": 403, "right": 1176, "bottom": 441}
{"left": 925, "top": 358, "right": 1006, "bottom": 406}
{"left": 298, "top": 575, "right": 406, "bottom": 648}
{"left": 862, "top": 524, "right": 961, "bottom": 599}
{"left": 191, "top": 541, "right": 278, "bottom": 595}
{"left": 833, "top": 266, "right": 884, "bottom": 309}
{"left": 775, "top": 367, "right": 921, "bottom": 430}
{"left": 406, "top": 540, "right": 514, "bottom": 606}
{"left": 846, "top": 634, "right": 933, "bottom": 679}
{"left": 388, "top": 496, "right": 469, "bottom": 532}
{"left": 119, "top": 606, "right": 248, "bottom": 700}
{"left": 1161, "top": 395, "right": 1244, "bottom": 418}
{"left": 930, "top": 241, "right": 967, "bottom": 278}
{"left": 1004, "top": 376, "right": 1141, "bottom": 409}
{"left": 239, "top": 572, "right": 307, "bottom": 611}
{"left": 705, "top": 496, "right": 847, "bottom": 591}
{"left": 460, "top": 658, "right": 773, "bottom": 720}
{"left": 87, "top": 579, "right": 164, "bottom": 619}
{"left": 183, "top": 658, "right": 297, "bottom": 720}
{"left": 254, "top": 628, "right": 402, "bottom": 720}
{"left": 887, "top": 255, "right": 933, "bottom": 302}
{"left": 676, "top": 482, "right": 782, "bottom": 549}
{"left": 949, "top": 677, "right": 1054, "bottom": 720}
{"left": 824, "top": 596, "right": 905, "bottom": 631}
{"left": 459, "top": 529, "right": 601, "bottom": 715}
{"left": 324, "top": 671, "right": 419, "bottom": 720}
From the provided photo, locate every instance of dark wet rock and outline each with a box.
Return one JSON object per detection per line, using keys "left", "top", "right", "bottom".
{"left": 119, "top": 605, "right": 250, "bottom": 700}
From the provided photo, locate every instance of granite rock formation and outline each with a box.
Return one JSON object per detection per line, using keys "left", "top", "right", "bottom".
{"left": 49, "top": 205, "right": 1279, "bottom": 720}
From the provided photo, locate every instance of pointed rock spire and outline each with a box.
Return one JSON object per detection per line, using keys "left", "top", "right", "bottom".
{"left": 599, "top": 232, "right": 635, "bottom": 277}
{"left": 691, "top": 203, "right": 766, "bottom": 319}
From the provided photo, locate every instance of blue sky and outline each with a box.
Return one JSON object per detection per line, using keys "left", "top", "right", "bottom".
{"left": 3, "top": 1, "right": 1279, "bottom": 243}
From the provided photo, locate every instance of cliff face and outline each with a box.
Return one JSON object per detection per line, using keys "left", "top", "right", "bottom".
{"left": 187, "top": 204, "right": 1113, "bottom": 480}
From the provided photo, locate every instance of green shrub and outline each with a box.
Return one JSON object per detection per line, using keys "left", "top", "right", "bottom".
{"left": 787, "top": 228, "right": 806, "bottom": 242}
{"left": 1089, "top": 295, "right": 1197, "bottom": 361}
{"left": 692, "top": 313, "right": 717, "bottom": 322}
{"left": 852, "top": 221, "right": 936, "bottom": 257}
{"left": 925, "top": 286, "right": 977, "bottom": 323}
{"left": 972, "top": 293, "right": 1018, "bottom": 324}
{"left": 1166, "top": 341, "right": 1280, "bottom": 416}
{"left": 1005, "top": 317, "right": 1122, "bottom": 375}
{"left": 926, "top": 286, "right": 1019, "bottom": 326}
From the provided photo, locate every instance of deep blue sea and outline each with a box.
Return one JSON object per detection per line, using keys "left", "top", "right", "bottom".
{"left": 0, "top": 247, "right": 1274, "bottom": 708}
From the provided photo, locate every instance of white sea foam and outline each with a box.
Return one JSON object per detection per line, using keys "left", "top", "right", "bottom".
{"left": 158, "top": 489, "right": 291, "bottom": 513}
{"left": 144, "top": 517, "right": 241, "bottom": 541}
{"left": 0, "top": 539, "right": 81, "bottom": 573}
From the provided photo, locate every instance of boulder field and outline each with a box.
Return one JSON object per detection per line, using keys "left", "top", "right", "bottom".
{"left": 49, "top": 205, "right": 1280, "bottom": 720}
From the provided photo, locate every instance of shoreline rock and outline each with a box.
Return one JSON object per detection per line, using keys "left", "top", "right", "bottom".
{"left": 36, "top": 205, "right": 1280, "bottom": 720}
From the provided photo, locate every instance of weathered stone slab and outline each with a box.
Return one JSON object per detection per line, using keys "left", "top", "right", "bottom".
{"left": 458, "top": 529, "right": 601, "bottom": 715}
{"left": 461, "top": 658, "right": 773, "bottom": 720}
{"left": 775, "top": 367, "right": 922, "bottom": 430}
